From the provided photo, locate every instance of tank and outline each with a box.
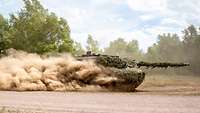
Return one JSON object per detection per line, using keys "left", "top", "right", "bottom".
{"left": 76, "top": 51, "right": 189, "bottom": 91}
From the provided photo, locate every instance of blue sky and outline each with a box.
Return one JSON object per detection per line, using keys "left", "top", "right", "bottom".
{"left": 0, "top": 0, "right": 200, "bottom": 52}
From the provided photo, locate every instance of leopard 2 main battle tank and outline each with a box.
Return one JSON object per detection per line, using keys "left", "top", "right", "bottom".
{"left": 76, "top": 51, "right": 189, "bottom": 91}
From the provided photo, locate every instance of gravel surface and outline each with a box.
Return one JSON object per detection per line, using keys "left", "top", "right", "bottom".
{"left": 0, "top": 91, "right": 200, "bottom": 113}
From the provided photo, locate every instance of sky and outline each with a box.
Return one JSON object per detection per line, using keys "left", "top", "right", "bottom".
{"left": 0, "top": 0, "right": 200, "bottom": 52}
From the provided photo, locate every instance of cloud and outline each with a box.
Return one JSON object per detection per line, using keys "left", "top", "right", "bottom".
{"left": 160, "top": 18, "right": 188, "bottom": 28}
{"left": 145, "top": 26, "right": 180, "bottom": 36}
{"left": 71, "top": 28, "right": 157, "bottom": 52}
{"left": 1, "top": 0, "right": 200, "bottom": 52}
{"left": 127, "top": 0, "right": 167, "bottom": 12}
{"left": 166, "top": 0, "right": 200, "bottom": 25}
{"left": 139, "top": 14, "right": 156, "bottom": 21}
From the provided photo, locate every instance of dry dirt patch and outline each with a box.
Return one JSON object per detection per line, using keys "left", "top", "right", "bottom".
{"left": 138, "top": 74, "right": 200, "bottom": 95}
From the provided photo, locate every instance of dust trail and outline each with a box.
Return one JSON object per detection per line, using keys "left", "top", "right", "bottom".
{"left": 0, "top": 49, "right": 125, "bottom": 91}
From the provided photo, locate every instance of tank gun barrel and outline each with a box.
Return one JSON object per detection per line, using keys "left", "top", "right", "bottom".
{"left": 77, "top": 51, "right": 190, "bottom": 69}
{"left": 137, "top": 61, "right": 190, "bottom": 68}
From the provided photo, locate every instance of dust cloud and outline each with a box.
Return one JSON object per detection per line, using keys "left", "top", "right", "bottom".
{"left": 0, "top": 49, "right": 122, "bottom": 91}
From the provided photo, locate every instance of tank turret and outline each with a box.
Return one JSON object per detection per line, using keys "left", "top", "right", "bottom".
{"left": 75, "top": 52, "right": 189, "bottom": 91}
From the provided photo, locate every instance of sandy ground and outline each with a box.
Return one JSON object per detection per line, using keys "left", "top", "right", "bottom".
{"left": 1, "top": 75, "right": 200, "bottom": 113}
{"left": 0, "top": 91, "right": 200, "bottom": 113}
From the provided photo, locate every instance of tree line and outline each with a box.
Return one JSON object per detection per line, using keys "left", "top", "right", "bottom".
{"left": 85, "top": 25, "right": 200, "bottom": 75}
{"left": 0, "top": 0, "right": 199, "bottom": 75}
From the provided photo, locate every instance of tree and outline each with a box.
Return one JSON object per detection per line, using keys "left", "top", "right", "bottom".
{"left": 158, "top": 33, "right": 183, "bottom": 61}
{"left": 86, "top": 34, "right": 100, "bottom": 53}
{"left": 182, "top": 25, "right": 200, "bottom": 74}
{"left": 104, "top": 38, "right": 143, "bottom": 60}
{"left": 145, "top": 33, "right": 183, "bottom": 62}
{"left": 104, "top": 38, "right": 127, "bottom": 56}
{"left": 183, "top": 25, "right": 198, "bottom": 44}
{"left": 74, "top": 42, "right": 85, "bottom": 55}
{"left": 145, "top": 43, "right": 160, "bottom": 62}
{"left": 126, "top": 40, "right": 143, "bottom": 59}
{"left": 145, "top": 30, "right": 200, "bottom": 75}
{"left": 8, "top": 0, "right": 74, "bottom": 54}
{"left": 0, "top": 15, "right": 10, "bottom": 55}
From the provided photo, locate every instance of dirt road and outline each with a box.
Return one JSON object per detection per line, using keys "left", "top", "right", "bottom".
{"left": 0, "top": 91, "right": 200, "bottom": 113}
